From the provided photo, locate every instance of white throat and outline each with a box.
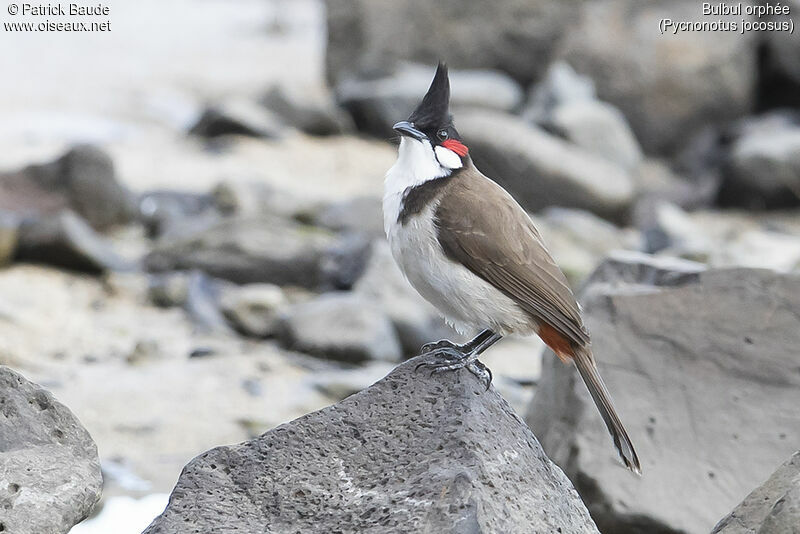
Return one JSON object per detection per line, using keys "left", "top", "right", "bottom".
{"left": 383, "top": 137, "right": 462, "bottom": 235}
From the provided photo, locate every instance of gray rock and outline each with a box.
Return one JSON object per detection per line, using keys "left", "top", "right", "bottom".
{"left": 560, "top": 1, "right": 755, "bottom": 154}
{"left": 526, "top": 268, "right": 800, "bottom": 533}
{"left": 138, "top": 190, "right": 220, "bottom": 240}
{"left": 183, "top": 271, "right": 233, "bottom": 335}
{"left": 337, "top": 63, "right": 524, "bottom": 138}
{"left": 707, "top": 227, "right": 800, "bottom": 273}
{"left": 672, "top": 127, "right": 730, "bottom": 209}
{"left": 313, "top": 196, "right": 384, "bottom": 239}
{"left": 457, "top": 110, "right": 634, "bottom": 221}
{"left": 310, "top": 361, "right": 395, "bottom": 401}
{"left": 143, "top": 355, "right": 600, "bottom": 534}
{"left": 211, "top": 179, "right": 321, "bottom": 219}
{"left": 0, "top": 210, "right": 19, "bottom": 265}
{"left": 188, "top": 100, "right": 282, "bottom": 139}
{"left": 353, "top": 241, "right": 459, "bottom": 356}
{"left": 318, "top": 233, "right": 373, "bottom": 290}
{"left": 635, "top": 202, "right": 800, "bottom": 272}
{"left": 276, "top": 291, "right": 402, "bottom": 363}
{"left": 0, "top": 366, "right": 102, "bottom": 534}
{"left": 533, "top": 207, "right": 643, "bottom": 285}
{"left": 718, "top": 113, "right": 800, "bottom": 209}
{"left": 712, "top": 451, "right": 800, "bottom": 534}
{"left": 15, "top": 211, "right": 132, "bottom": 273}
{"left": 261, "top": 85, "right": 352, "bottom": 136}
{"left": 0, "top": 145, "right": 136, "bottom": 230}
{"left": 147, "top": 271, "right": 190, "bottom": 308}
{"left": 144, "top": 215, "right": 343, "bottom": 289}
{"left": 218, "top": 283, "right": 287, "bottom": 338}
{"left": 581, "top": 250, "right": 706, "bottom": 298}
{"left": 546, "top": 101, "right": 643, "bottom": 171}
{"left": 325, "top": 0, "right": 578, "bottom": 86}
{"left": 524, "top": 63, "right": 642, "bottom": 171}
{"left": 523, "top": 62, "right": 597, "bottom": 122}
{"left": 636, "top": 201, "right": 712, "bottom": 257}
{"left": 634, "top": 159, "right": 712, "bottom": 210}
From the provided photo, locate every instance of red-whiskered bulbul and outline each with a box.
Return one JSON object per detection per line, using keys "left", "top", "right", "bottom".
{"left": 383, "top": 63, "right": 641, "bottom": 473}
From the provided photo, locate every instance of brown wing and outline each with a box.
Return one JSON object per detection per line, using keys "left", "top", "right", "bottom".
{"left": 434, "top": 166, "right": 590, "bottom": 347}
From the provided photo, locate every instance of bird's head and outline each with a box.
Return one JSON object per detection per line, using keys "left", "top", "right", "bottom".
{"left": 392, "top": 62, "right": 469, "bottom": 173}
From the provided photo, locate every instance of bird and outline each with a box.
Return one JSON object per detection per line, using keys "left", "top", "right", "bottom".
{"left": 383, "top": 62, "right": 641, "bottom": 474}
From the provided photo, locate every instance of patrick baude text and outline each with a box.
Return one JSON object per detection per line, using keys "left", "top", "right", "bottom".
{"left": 20, "top": 3, "right": 109, "bottom": 16}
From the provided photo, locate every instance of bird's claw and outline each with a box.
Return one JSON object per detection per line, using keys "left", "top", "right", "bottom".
{"left": 414, "top": 346, "right": 465, "bottom": 372}
{"left": 414, "top": 347, "right": 493, "bottom": 391}
{"left": 467, "top": 361, "right": 493, "bottom": 391}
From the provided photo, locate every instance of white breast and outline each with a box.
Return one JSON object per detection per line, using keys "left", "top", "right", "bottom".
{"left": 383, "top": 139, "right": 533, "bottom": 336}
{"left": 383, "top": 137, "right": 451, "bottom": 236}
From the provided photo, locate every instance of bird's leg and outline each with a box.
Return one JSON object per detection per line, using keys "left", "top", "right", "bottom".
{"left": 419, "top": 329, "right": 494, "bottom": 358}
{"left": 416, "top": 330, "right": 502, "bottom": 390}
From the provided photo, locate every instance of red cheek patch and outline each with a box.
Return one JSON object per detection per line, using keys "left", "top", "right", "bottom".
{"left": 442, "top": 139, "right": 469, "bottom": 157}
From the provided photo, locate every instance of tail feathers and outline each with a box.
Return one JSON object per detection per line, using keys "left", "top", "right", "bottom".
{"left": 573, "top": 348, "right": 641, "bottom": 474}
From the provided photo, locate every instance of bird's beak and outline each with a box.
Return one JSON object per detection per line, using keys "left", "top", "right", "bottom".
{"left": 393, "top": 121, "right": 427, "bottom": 141}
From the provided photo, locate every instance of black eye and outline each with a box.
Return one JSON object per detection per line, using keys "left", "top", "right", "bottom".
{"left": 437, "top": 129, "right": 449, "bottom": 141}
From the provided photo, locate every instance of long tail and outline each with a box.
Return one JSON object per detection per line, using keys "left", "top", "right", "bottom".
{"left": 573, "top": 347, "right": 641, "bottom": 474}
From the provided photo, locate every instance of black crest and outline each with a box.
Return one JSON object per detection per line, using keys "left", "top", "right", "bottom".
{"left": 408, "top": 62, "right": 451, "bottom": 131}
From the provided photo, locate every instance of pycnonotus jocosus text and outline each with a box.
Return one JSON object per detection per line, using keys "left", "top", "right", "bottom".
{"left": 383, "top": 63, "right": 641, "bottom": 473}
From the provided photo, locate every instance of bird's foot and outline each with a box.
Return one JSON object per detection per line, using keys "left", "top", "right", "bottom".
{"left": 420, "top": 338, "right": 463, "bottom": 354}
{"left": 415, "top": 347, "right": 493, "bottom": 391}
{"left": 415, "top": 345, "right": 465, "bottom": 372}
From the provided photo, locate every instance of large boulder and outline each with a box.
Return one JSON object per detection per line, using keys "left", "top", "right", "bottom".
{"left": 325, "top": 0, "right": 579, "bottom": 86}
{"left": 560, "top": 1, "right": 755, "bottom": 155}
{"left": 0, "top": 145, "right": 136, "bottom": 230}
{"left": 457, "top": 110, "right": 634, "bottom": 221}
{"left": 144, "top": 355, "right": 600, "bottom": 534}
{"left": 526, "top": 266, "right": 800, "bottom": 533}
{"left": 0, "top": 366, "right": 102, "bottom": 534}
{"left": 712, "top": 451, "right": 800, "bottom": 534}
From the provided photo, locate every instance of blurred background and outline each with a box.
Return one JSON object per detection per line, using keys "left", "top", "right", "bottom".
{"left": 1, "top": 0, "right": 799, "bottom": 532}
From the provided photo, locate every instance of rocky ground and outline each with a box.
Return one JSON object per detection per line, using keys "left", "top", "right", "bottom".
{"left": 1, "top": 0, "right": 800, "bottom": 532}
